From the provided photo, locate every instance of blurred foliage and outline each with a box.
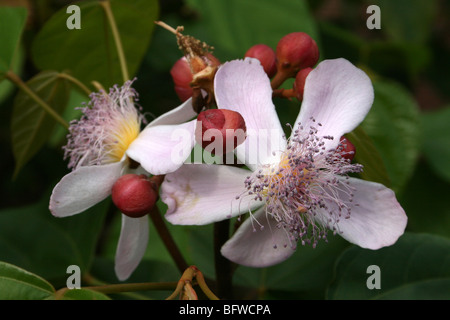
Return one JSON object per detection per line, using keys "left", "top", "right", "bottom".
{"left": 0, "top": 0, "right": 449, "bottom": 300}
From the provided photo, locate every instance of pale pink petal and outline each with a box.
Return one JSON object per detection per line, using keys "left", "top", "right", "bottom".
{"left": 215, "top": 58, "right": 286, "bottom": 170}
{"left": 126, "top": 120, "right": 196, "bottom": 175}
{"left": 147, "top": 98, "right": 197, "bottom": 127}
{"left": 221, "top": 207, "right": 296, "bottom": 267}
{"left": 115, "top": 215, "right": 149, "bottom": 281}
{"left": 161, "top": 164, "right": 263, "bottom": 225}
{"left": 295, "top": 58, "right": 374, "bottom": 151}
{"left": 49, "top": 162, "right": 123, "bottom": 217}
{"left": 316, "top": 177, "right": 407, "bottom": 249}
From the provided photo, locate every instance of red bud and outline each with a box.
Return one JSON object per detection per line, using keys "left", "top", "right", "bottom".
{"left": 111, "top": 174, "right": 158, "bottom": 218}
{"left": 170, "top": 57, "right": 193, "bottom": 102}
{"left": 245, "top": 44, "right": 277, "bottom": 78}
{"left": 293, "top": 67, "right": 313, "bottom": 101}
{"left": 339, "top": 136, "right": 356, "bottom": 162}
{"left": 170, "top": 54, "right": 221, "bottom": 102}
{"left": 195, "top": 109, "right": 246, "bottom": 156}
{"left": 276, "top": 32, "right": 319, "bottom": 76}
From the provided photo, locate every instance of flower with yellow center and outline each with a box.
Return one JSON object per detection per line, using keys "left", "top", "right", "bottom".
{"left": 50, "top": 79, "right": 198, "bottom": 280}
{"left": 161, "top": 58, "right": 407, "bottom": 267}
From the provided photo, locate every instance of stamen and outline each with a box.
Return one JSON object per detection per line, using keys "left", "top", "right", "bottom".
{"left": 240, "top": 119, "right": 363, "bottom": 248}
{"left": 63, "top": 79, "right": 145, "bottom": 170}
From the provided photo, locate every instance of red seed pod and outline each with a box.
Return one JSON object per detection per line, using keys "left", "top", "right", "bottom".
{"left": 111, "top": 174, "right": 158, "bottom": 218}
{"left": 245, "top": 44, "right": 277, "bottom": 78}
{"left": 170, "top": 54, "right": 221, "bottom": 102}
{"left": 339, "top": 136, "right": 356, "bottom": 162}
{"left": 293, "top": 67, "right": 313, "bottom": 101}
{"left": 195, "top": 109, "right": 246, "bottom": 156}
{"left": 170, "top": 57, "right": 193, "bottom": 102}
{"left": 276, "top": 32, "right": 319, "bottom": 76}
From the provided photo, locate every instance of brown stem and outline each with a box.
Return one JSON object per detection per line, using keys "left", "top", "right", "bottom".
{"left": 213, "top": 220, "right": 233, "bottom": 299}
{"left": 270, "top": 67, "right": 291, "bottom": 89}
{"left": 272, "top": 88, "right": 296, "bottom": 99}
{"left": 149, "top": 206, "right": 188, "bottom": 273}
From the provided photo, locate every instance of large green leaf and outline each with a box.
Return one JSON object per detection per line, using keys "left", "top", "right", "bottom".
{"left": 31, "top": 0, "right": 159, "bottom": 88}
{"left": 421, "top": 106, "right": 450, "bottom": 183}
{"left": 327, "top": 233, "right": 450, "bottom": 300}
{"left": 0, "top": 261, "right": 55, "bottom": 300}
{"left": 234, "top": 236, "right": 349, "bottom": 299}
{"left": 0, "top": 196, "right": 108, "bottom": 286}
{"left": 60, "top": 288, "right": 111, "bottom": 300}
{"left": 377, "top": 0, "right": 437, "bottom": 44}
{"left": 0, "top": 6, "right": 27, "bottom": 74}
{"left": 185, "top": 0, "right": 319, "bottom": 61}
{"left": 11, "top": 71, "right": 70, "bottom": 178}
{"left": 361, "top": 79, "right": 421, "bottom": 193}
{"left": 400, "top": 161, "right": 450, "bottom": 238}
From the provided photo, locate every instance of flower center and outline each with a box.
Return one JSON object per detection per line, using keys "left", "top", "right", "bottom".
{"left": 241, "top": 122, "right": 363, "bottom": 248}
{"left": 63, "top": 80, "right": 145, "bottom": 170}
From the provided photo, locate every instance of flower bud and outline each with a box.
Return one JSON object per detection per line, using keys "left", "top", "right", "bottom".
{"left": 245, "top": 44, "right": 277, "bottom": 78}
{"left": 276, "top": 32, "right": 319, "bottom": 76}
{"left": 170, "top": 57, "right": 193, "bottom": 102}
{"left": 195, "top": 109, "right": 246, "bottom": 156}
{"left": 339, "top": 136, "right": 356, "bottom": 162}
{"left": 170, "top": 54, "right": 221, "bottom": 103}
{"left": 293, "top": 67, "right": 313, "bottom": 101}
{"left": 111, "top": 174, "right": 158, "bottom": 218}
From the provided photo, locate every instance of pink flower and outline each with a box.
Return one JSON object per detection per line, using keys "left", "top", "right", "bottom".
{"left": 49, "top": 80, "right": 197, "bottom": 280}
{"left": 161, "top": 58, "right": 407, "bottom": 267}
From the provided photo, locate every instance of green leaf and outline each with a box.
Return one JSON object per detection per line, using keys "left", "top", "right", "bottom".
{"left": 347, "top": 126, "right": 391, "bottom": 188}
{"left": 185, "top": 0, "right": 319, "bottom": 60}
{"left": 0, "top": 6, "right": 27, "bottom": 73}
{"left": 234, "top": 236, "right": 349, "bottom": 299}
{"left": 60, "top": 288, "right": 111, "bottom": 300}
{"left": 377, "top": 0, "right": 438, "bottom": 44}
{"left": 327, "top": 233, "right": 450, "bottom": 300}
{"left": 0, "top": 45, "right": 24, "bottom": 104}
{"left": 361, "top": 79, "right": 421, "bottom": 193}
{"left": 399, "top": 161, "right": 450, "bottom": 238}
{"left": 0, "top": 261, "right": 55, "bottom": 300}
{"left": 421, "top": 106, "right": 450, "bottom": 182}
{"left": 31, "top": 0, "right": 159, "bottom": 88}
{"left": 0, "top": 196, "right": 108, "bottom": 286}
{"left": 11, "top": 71, "right": 71, "bottom": 178}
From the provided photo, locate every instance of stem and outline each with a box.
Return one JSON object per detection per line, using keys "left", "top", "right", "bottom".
{"left": 272, "top": 88, "right": 296, "bottom": 99}
{"left": 5, "top": 70, "right": 69, "bottom": 129}
{"left": 154, "top": 20, "right": 180, "bottom": 35}
{"left": 149, "top": 206, "right": 189, "bottom": 273}
{"left": 58, "top": 73, "right": 92, "bottom": 96}
{"left": 213, "top": 220, "right": 233, "bottom": 299}
{"left": 196, "top": 269, "right": 219, "bottom": 300}
{"left": 270, "top": 68, "right": 292, "bottom": 90}
{"left": 83, "top": 281, "right": 178, "bottom": 295}
{"left": 100, "top": 0, "right": 129, "bottom": 83}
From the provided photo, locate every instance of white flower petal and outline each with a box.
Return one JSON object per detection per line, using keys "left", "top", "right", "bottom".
{"left": 147, "top": 98, "right": 197, "bottom": 127}
{"left": 317, "top": 177, "right": 407, "bottom": 249}
{"left": 49, "top": 162, "right": 123, "bottom": 217}
{"left": 221, "top": 207, "right": 296, "bottom": 267}
{"left": 161, "top": 164, "right": 263, "bottom": 225}
{"left": 215, "top": 58, "right": 286, "bottom": 169}
{"left": 115, "top": 215, "right": 149, "bottom": 281}
{"left": 295, "top": 58, "right": 374, "bottom": 150}
{"left": 126, "top": 120, "right": 196, "bottom": 175}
